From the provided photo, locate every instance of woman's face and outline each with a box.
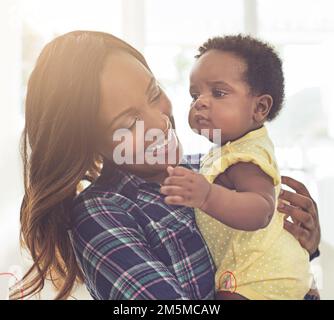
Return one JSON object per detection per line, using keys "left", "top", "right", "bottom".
{"left": 97, "top": 50, "right": 183, "bottom": 181}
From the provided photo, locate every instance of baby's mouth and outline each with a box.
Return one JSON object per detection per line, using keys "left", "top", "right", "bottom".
{"left": 194, "top": 113, "right": 211, "bottom": 126}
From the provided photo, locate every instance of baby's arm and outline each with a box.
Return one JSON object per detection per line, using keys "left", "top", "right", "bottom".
{"left": 203, "top": 162, "right": 276, "bottom": 231}
{"left": 160, "top": 163, "right": 275, "bottom": 231}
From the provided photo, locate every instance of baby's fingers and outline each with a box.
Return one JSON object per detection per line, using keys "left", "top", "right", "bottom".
{"left": 168, "top": 166, "right": 193, "bottom": 177}
{"left": 164, "top": 195, "right": 185, "bottom": 206}
{"left": 163, "top": 176, "right": 190, "bottom": 187}
{"left": 161, "top": 186, "right": 188, "bottom": 206}
{"left": 160, "top": 185, "right": 184, "bottom": 196}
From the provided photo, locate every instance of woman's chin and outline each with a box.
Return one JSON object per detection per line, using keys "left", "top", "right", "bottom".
{"left": 167, "top": 140, "right": 183, "bottom": 166}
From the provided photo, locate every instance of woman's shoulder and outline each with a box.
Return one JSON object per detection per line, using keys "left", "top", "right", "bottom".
{"left": 72, "top": 180, "right": 108, "bottom": 211}
{"left": 70, "top": 180, "right": 132, "bottom": 228}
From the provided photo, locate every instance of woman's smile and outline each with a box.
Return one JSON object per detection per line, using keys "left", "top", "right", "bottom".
{"left": 150, "top": 126, "right": 179, "bottom": 157}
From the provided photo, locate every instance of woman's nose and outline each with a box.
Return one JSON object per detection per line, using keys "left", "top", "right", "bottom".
{"left": 145, "top": 111, "right": 169, "bottom": 132}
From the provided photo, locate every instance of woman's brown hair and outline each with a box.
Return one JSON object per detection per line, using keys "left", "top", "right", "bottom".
{"left": 11, "top": 31, "right": 150, "bottom": 299}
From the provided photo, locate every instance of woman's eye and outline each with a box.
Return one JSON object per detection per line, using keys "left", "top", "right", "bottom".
{"left": 212, "top": 89, "right": 226, "bottom": 98}
{"left": 128, "top": 116, "right": 140, "bottom": 129}
{"left": 151, "top": 86, "right": 162, "bottom": 103}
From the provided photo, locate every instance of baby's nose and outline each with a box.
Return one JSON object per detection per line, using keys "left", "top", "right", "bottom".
{"left": 194, "top": 94, "right": 210, "bottom": 110}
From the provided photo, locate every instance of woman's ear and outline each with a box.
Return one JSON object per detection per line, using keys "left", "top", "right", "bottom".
{"left": 253, "top": 94, "right": 273, "bottom": 123}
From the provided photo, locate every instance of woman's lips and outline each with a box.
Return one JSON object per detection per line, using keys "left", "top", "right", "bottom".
{"left": 151, "top": 128, "right": 178, "bottom": 157}
{"left": 146, "top": 119, "right": 179, "bottom": 156}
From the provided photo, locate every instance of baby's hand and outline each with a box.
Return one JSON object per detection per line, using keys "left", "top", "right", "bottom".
{"left": 160, "top": 166, "right": 211, "bottom": 209}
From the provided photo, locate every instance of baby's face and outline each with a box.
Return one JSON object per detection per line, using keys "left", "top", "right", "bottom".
{"left": 188, "top": 49, "right": 258, "bottom": 144}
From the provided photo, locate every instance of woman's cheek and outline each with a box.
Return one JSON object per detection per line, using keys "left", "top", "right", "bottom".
{"left": 159, "top": 91, "right": 173, "bottom": 115}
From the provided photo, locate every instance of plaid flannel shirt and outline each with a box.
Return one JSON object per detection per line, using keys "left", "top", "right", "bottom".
{"left": 70, "top": 154, "right": 215, "bottom": 300}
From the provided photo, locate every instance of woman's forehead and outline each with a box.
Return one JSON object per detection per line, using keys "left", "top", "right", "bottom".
{"left": 98, "top": 51, "right": 152, "bottom": 127}
{"left": 101, "top": 51, "right": 151, "bottom": 88}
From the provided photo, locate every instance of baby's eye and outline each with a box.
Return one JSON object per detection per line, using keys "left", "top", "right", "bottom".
{"left": 190, "top": 93, "right": 199, "bottom": 101}
{"left": 212, "top": 89, "right": 226, "bottom": 98}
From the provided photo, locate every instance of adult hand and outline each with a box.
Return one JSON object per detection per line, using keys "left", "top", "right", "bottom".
{"left": 278, "top": 176, "right": 321, "bottom": 256}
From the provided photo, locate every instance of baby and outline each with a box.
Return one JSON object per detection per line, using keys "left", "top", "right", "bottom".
{"left": 161, "top": 35, "right": 312, "bottom": 300}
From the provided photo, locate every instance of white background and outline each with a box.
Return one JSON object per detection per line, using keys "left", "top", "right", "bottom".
{"left": 0, "top": 0, "right": 333, "bottom": 299}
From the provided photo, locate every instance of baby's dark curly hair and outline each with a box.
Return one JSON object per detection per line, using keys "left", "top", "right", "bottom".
{"left": 196, "top": 34, "right": 285, "bottom": 121}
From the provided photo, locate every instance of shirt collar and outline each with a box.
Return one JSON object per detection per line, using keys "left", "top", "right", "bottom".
{"left": 98, "top": 156, "right": 195, "bottom": 202}
{"left": 99, "top": 160, "right": 161, "bottom": 202}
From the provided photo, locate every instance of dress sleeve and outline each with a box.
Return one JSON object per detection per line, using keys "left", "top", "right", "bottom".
{"left": 202, "top": 144, "right": 281, "bottom": 186}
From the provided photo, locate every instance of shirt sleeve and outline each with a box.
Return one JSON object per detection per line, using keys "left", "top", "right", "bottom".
{"left": 70, "top": 196, "right": 190, "bottom": 300}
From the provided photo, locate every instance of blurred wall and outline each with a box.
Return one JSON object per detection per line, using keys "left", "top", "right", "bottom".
{"left": 0, "top": 0, "right": 25, "bottom": 299}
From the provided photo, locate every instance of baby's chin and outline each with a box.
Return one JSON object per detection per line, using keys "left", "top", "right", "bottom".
{"left": 194, "top": 127, "right": 225, "bottom": 145}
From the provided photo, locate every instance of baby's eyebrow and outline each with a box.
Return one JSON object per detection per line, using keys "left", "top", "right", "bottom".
{"left": 207, "top": 80, "right": 233, "bottom": 90}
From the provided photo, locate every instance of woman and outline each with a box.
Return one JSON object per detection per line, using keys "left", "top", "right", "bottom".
{"left": 14, "top": 31, "right": 320, "bottom": 300}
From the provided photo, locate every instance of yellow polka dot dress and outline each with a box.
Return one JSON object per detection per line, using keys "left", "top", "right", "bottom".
{"left": 195, "top": 126, "right": 311, "bottom": 300}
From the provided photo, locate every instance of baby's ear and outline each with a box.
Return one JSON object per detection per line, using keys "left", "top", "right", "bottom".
{"left": 253, "top": 94, "right": 273, "bottom": 123}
